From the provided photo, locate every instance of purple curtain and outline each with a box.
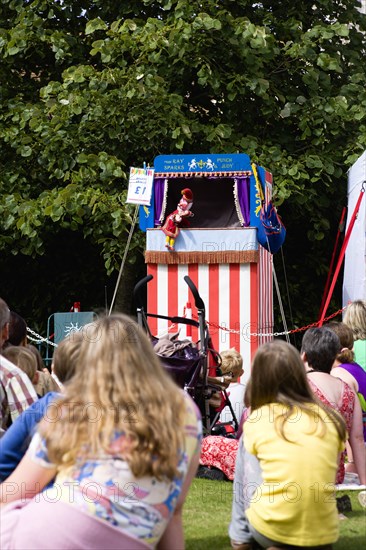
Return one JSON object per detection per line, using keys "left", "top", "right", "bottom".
{"left": 154, "top": 175, "right": 251, "bottom": 227}
{"left": 154, "top": 178, "right": 166, "bottom": 226}
{"left": 236, "top": 177, "right": 250, "bottom": 226}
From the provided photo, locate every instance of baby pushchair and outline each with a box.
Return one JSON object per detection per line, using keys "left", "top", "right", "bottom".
{"left": 133, "top": 274, "right": 239, "bottom": 435}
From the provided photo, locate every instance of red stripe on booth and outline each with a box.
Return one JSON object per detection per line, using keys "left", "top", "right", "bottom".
{"left": 250, "top": 262, "right": 258, "bottom": 362}
{"left": 147, "top": 264, "right": 158, "bottom": 336}
{"left": 208, "top": 264, "right": 220, "bottom": 354}
{"left": 167, "top": 264, "right": 178, "bottom": 333}
{"left": 229, "top": 264, "right": 240, "bottom": 350}
{"left": 188, "top": 264, "right": 199, "bottom": 343}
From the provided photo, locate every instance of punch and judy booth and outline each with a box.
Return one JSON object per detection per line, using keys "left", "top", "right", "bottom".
{"left": 139, "top": 153, "right": 275, "bottom": 382}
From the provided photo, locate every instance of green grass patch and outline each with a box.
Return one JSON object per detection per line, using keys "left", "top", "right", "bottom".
{"left": 334, "top": 491, "right": 366, "bottom": 550}
{"left": 183, "top": 480, "right": 366, "bottom": 550}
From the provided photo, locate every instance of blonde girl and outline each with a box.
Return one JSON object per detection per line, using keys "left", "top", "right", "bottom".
{"left": 343, "top": 300, "right": 366, "bottom": 371}
{"left": 0, "top": 314, "right": 201, "bottom": 550}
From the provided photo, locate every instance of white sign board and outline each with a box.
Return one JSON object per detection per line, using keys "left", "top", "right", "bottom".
{"left": 343, "top": 150, "right": 366, "bottom": 307}
{"left": 126, "top": 167, "right": 154, "bottom": 206}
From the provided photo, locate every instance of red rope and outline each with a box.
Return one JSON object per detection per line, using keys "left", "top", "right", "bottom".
{"left": 189, "top": 305, "right": 347, "bottom": 335}
{"left": 318, "top": 187, "right": 365, "bottom": 326}
{"left": 318, "top": 207, "right": 346, "bottom": 321}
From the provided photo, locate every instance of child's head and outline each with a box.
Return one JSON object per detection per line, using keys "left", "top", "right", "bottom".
{"left": 220, "top": 348, "right": 243, "bottom": 380}
{"left": 249, "top": 340, "right": 314, "bottom": 410}
{"left": 27, "top": 344, "right": 46, "bottom": 371}
{"left": 51, "top": 331, "right": 84, "bottom": 384}
{"left": 343, "top": 300, "right": 366, "bottom": 340}
{"left": 325, "top": 321, "right": 355, "bottom": 365}
{"left": 7, "top": 312, "right": 27, "bottom": 347}
{"left": 3, "top": 346, "right": 38, "bottom": 384}
{"left": 301, "top": 327, "right": 340, "bottom": 373}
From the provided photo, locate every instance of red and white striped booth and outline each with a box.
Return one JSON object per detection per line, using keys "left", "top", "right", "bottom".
{"left": 140, "top": 154, "right": 274, "bottom": 383}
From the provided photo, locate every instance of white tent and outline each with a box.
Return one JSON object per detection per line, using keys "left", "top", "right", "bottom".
{"left": 342, "top": 150, "right": 366, "bottom": 306}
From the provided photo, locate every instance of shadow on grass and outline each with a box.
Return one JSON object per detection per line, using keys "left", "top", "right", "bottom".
{"left": 335, "top": 535, "right": 366, "bottom": 550}
{"left": 343, "top": 509, "right": 366, "bottom": 519}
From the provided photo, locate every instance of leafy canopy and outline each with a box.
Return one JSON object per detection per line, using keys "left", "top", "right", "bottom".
{"left": 0, "top": 0, "right": 365, "bottom": 326}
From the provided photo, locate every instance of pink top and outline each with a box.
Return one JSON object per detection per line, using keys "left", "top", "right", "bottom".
{"left": 308, "top": 378, "right": 355, "bottom": 484}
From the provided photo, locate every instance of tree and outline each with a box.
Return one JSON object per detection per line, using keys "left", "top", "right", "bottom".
{"left": 0, "top": 0, "right": 365, "bottom": 334}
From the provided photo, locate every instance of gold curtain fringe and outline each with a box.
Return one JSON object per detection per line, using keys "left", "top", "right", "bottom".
{"left": 145, "top": 250, "right": 259, "bottom": 265}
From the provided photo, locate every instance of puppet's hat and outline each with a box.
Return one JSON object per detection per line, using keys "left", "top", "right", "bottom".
{"left": 181, "top": 188, "right": 193, "bottom": 202}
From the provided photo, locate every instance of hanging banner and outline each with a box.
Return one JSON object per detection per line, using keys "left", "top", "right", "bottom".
{"left": 343, "top": 150, "right": 366, "bottom": 306}
{"left": 126, "top": 167, "right": 154, "bottom": 205}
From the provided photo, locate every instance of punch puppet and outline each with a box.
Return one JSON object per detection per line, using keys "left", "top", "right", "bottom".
{"left": 162, "top": 188, "right": 194, "bottom": 251}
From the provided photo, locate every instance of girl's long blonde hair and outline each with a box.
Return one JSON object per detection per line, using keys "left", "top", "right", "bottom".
{"left": 40, "top": 314, "right": 187, "bottom": 480}
{"left": 343, "top": 300, "right": 366, "bottom": 340}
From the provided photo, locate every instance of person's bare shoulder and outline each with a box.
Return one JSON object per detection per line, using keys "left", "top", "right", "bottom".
{"left": 331, "top": 366, "right": 358, "bottom": 393}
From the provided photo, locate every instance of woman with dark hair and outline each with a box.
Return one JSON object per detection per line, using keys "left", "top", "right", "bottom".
{"left": 301, "top": 327, "right": 366, "bottom": 486}
{"left": 328, "top": 321, "right": 366, "bottom": 431}
{"left": 327, "top": 321, "right": 366, "bottom": 475}
{"left": 3, "top": 312, "right": 27, "bottom": 348}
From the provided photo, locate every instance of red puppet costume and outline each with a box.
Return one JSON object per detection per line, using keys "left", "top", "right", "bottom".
{"left": 162, "top": 188, "right": 194, "bottom": 251}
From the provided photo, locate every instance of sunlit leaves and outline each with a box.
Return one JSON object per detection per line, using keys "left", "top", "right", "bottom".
{"left": 85, "top": 17, "right": 108, "bottom": 35}
{"left": 0, "top": 0, "right": 366, "bottom": 325}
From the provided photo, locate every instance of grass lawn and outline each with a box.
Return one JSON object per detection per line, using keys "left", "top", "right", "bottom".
{"left": 183, "top": 479, "right": 366, "bottom": 549}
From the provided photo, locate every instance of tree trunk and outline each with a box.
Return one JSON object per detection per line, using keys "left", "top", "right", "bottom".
{"left": 112, "top": 255, "right": 146, "bottom": 318}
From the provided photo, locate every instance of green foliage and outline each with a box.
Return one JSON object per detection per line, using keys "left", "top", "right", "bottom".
{"left": 0, "top": 0, "right": 366, "bottom": 326}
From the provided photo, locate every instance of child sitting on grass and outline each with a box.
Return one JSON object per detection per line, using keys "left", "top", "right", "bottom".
{"left": 219, "top": 347, "right": 246, "bottom": 425}
{"left": 240, "top": 340, "right": 346, "bottom": 549}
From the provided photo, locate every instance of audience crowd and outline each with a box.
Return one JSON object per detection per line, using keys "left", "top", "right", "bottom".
{"left": 0, "top": 295, "right": 365, "bottom": 549}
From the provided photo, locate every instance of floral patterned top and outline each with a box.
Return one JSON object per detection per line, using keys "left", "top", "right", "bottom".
{"left": 307, "top": 378, "right": 355, "bottom": 484}
{"left": 28, "top": 393, "right": 202, "bottom": 547}
{"left": 199, "top": 436, "right": 239, "bottom": 480}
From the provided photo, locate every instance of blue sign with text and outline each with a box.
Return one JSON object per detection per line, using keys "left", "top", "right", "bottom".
{"left": 153, "top": 153, "right": 251, "bottom": 173}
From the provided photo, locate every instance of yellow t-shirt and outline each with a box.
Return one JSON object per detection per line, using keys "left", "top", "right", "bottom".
{"left": 244, "top": 403, "right": 344, "bottom": 547}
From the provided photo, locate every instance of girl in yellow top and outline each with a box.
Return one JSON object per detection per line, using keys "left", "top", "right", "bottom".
{"left": 244, "top": 340, "right": 346, "bottom": 549}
